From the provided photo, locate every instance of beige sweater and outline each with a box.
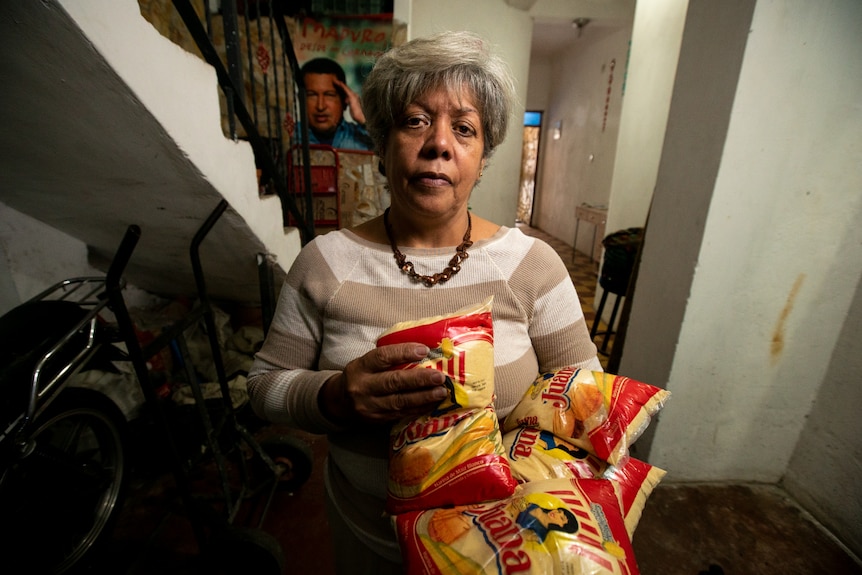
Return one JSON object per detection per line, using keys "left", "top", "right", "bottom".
{"left": 247, "top": 225, "right": 601, "bottom": 561}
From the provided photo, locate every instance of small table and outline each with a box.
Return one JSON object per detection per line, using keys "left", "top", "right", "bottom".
{"left": 572, "top": 205, "right": 607, "bottom": 263}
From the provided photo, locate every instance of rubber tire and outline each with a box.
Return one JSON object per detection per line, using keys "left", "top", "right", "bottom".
{"left": 0, "top": 387, "right": 130, "bottom": 574}
{"left": 259, "top": 434, "right": 314, "bottom": 493}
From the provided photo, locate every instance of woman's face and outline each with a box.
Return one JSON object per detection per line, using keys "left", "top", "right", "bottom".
{"left": 383, "top": 86, "right": 485, "bottom": 222}
{"left": 546, "top": 508, "right": 570, "bottom": 528}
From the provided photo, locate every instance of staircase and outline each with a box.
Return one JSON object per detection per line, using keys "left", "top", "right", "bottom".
{"left": 0, "top": 0, "right": 303, "bottom": 305}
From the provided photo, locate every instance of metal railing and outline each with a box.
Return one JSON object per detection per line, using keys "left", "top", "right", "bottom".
{"left": 171, "top": 0, "right": 316, "bottom": 243}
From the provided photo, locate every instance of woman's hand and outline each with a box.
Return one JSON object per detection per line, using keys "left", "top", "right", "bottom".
{"left": 319, "top": 343, "right": 448, "bottom": 426}
{"left": 333, "top": 78, "right": 366, "bottom": 125}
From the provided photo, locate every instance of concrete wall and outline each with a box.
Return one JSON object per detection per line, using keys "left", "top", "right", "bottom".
{"left": 524, "top": 55, "right": 550, "bottom": 111}
{"left": 623, "top": 0, "right": 862, "bottom": 555}
{"left": 784, "top": 274, "right": 862, "bottom": 557}
{"left": 528, "top": 0, "right": 683, "bottom": 317}
{"left": 0, "top": 202, "right": 160, "bottom": 314}
{"left": 604, "top": 0, "right": 688, "bottom": 236}
{"left": 618, "top": 0, "right": 749, "bottom": 448}
{"left": 0, "top": 202, "right": 98, "bottom": 314}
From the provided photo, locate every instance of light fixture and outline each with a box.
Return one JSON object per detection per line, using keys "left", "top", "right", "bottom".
{"left": 552, "top": 120, "right": 563, "bottom": 140}
{"left": 572, "top": 18, "right": 591, "bottom": 38}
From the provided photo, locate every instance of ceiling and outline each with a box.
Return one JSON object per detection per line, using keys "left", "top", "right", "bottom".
{"left": 531, "top": 17, "right": 629, "bottom": 58}
{"left": 528, "top": 0, "right": 635, "bottom": 58}
{"left": 531, "top": 19, "right": 587, "bottom": 57}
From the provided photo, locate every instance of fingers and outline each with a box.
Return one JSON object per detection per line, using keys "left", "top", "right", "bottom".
{"left": 383, "top": 382, "right": 449, "bottom": 420}
{"left": 325, "top": 344, "right": 450, "bottom": 425}
{"left": 332, "top": 78, "right": 366, "bottom": 124}
{"left": 333, "top": 78, "right": 355, "bottom": 96}
{"left": 367, "top": 342, "right": 429, "bottom": 371}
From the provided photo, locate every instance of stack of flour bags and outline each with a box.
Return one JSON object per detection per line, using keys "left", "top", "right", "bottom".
{"left": 379, "top": 298, "right": 670, "bottom": 575}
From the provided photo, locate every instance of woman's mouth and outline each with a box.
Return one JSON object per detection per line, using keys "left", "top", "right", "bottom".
{"left": 412, "top": 172, "right": 452, "bottom": 187}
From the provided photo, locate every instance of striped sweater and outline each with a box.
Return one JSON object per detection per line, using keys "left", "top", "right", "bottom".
{"left": 247, "top": 225, "right": 601, "bottom": 559}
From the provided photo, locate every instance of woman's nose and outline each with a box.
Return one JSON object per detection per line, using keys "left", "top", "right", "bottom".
{"left": 422, "top": 122, "right": 452, "bottom": 159}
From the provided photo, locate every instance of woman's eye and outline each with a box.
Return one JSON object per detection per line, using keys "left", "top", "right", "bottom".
{"left": 455, "top": 124, "right": 476, "bottom": 136}
{"left": 404, "top": 116, "right": 427, "bottom": 128}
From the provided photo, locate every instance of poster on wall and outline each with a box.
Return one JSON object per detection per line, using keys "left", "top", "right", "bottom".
{"left": 288, "top": 14, "right": 396, "bottom": 152}
{"left": 286, "top": 13, "right": 403, "bottom": 229}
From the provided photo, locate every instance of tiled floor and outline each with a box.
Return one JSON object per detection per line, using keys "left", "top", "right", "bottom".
{"left": 83, "top": 225, "right": 860, "bottom": 575}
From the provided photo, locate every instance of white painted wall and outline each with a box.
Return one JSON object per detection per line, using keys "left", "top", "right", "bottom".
{"left": 404, "top": 0, "right": 533, "bottom": 226}
{"left": 784, "top": 275, "right": 862, "bottom": 556}
{"left": 524, "top": 56, "right": 550, "bottom": 111}
{"left": 526, "top": 0, "right": 681, "bottom": 320}
{"left": 529, "top": 24, "right": 631, "bottom": 248}
{"left": 615, "top": 0, "right": 749, "bottom": 409}
{"left": 604, "top": 0, "right": 688, "bottom": 235}
{"left": 0, "top": 202, "right": 161, "bottom": 315}
{"left": 0, "top": 202, "right": 98, "bottom": 314}
{"left": 624, "top": 0, "right": 862, "bottom": 554}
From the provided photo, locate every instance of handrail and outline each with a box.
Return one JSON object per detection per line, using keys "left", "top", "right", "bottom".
{"left": 170, "top": 0, "right": 315, "bottom": 244}
{"left": 272, "top": 3, "right": 316, "bottom": 236}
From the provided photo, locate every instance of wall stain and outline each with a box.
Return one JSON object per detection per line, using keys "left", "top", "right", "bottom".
{"left": 771, "top": 274, "right": 806, "bottom": 365}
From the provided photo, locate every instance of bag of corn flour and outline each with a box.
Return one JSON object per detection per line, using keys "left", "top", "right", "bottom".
{"left": 393, "top": 476, "right": 640, "bottom": 575}
{"left": 378, "top": 297, "right": 516, "bottom": 514}
{"left": 503, "top": 425, "right": 665, "bottom": 540}
{"left": 503, "top": 427, "right": 667, "bottom": 539}
{"left": 503, "top": 427, "right": 608, "bottom": 483}
{"left": 504, "top": 368, "right": 670, "bottom": 466}
{"left": 603, "top": 457, "right": 666, "bottom": 539}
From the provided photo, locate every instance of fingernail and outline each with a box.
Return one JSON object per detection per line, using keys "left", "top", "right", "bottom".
{"left": 430, "top": 371, "right": 445, "bottom": 384}
{"left": 414, "top": 344, "right": 429, "bottom": 357}
{"left": 433, "top": 386, "right": 448, "bottom": 399}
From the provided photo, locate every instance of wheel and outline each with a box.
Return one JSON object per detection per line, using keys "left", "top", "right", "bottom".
{"left": 0, "top": 387, "right": 130, "bottom": 574}
{"left": 259, "top": 435, "right": 313, "bottom": 493}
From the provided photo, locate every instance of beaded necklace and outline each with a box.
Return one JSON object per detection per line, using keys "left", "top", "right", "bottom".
{"left": 383, "top": 207, "right": 473, "bottom": 287}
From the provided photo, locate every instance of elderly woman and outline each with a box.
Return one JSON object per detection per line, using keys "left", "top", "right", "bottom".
{"left": 248, "top": 31, "right": 601, "bottom": 573}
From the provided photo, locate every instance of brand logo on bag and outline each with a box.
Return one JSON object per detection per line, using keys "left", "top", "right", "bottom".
{"left": 539, "top": 366, "right": 577, "bottom": 409}
{"left": 509, "top": 427, "right": 540, "bottom": 460}
{"left": 426, "top": 348, "right": 467, "bottom": 386}
{"left": 468, "top": 501, "right": 532, "bottom": 573}
{"left": 392, "top": 410, "right": 473, "bottom": 450}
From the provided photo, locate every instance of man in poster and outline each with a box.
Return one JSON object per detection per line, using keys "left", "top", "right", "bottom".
{"left": 301, "top": 57, "right": 373, "bottom": 151}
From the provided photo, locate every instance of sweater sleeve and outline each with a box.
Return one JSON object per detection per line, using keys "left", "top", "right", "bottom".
{"left": 518, "top": 238, "right": 603, "bottom": 374}
{"left": 247, "top": 241, "right": 346, "bottom": 435}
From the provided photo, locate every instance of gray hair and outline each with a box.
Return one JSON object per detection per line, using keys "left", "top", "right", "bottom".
{"left": 361, "top": 31, "right": 517, "bottom": 159}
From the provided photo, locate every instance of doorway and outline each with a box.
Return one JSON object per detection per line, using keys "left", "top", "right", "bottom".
{"left": 516, "top": 111, "right": 542, "bottom": 224}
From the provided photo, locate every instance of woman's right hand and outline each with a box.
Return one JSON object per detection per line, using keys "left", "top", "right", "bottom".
{"left": 319, "top": 343, "right": 449, "bottom": 426}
